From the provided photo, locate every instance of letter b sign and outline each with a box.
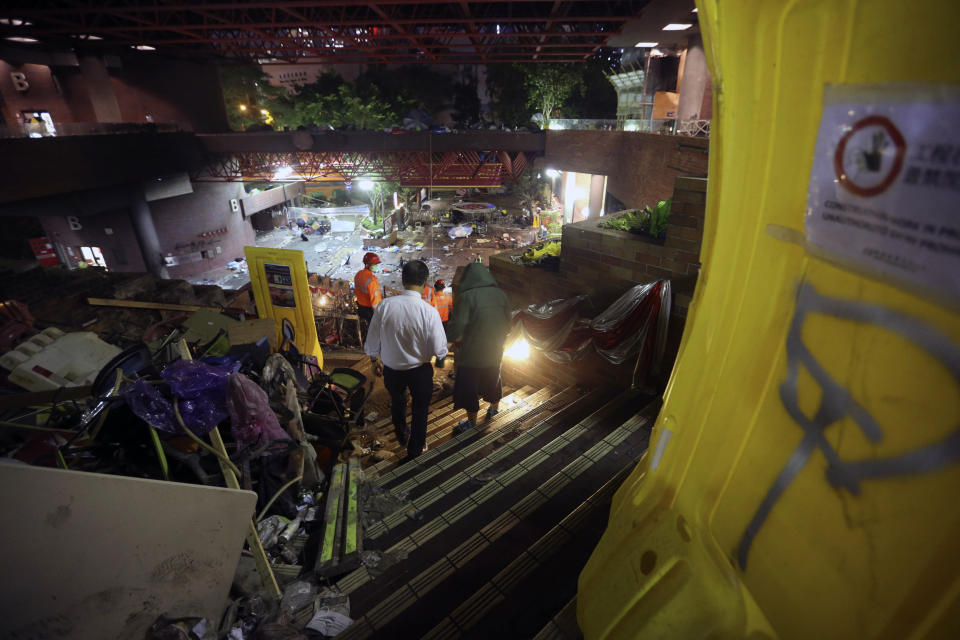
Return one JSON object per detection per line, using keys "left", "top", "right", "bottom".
{"left": 10, "top": 72, "right": 29, "bottom": 92}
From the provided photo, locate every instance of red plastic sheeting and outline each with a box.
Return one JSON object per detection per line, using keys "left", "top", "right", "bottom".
{"left": 512, "top": 280, "right": 671, "bottom": 374}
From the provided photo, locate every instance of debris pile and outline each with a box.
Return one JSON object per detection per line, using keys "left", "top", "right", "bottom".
{"left": 0, "top": 268, "right": 400, "bottom": 639}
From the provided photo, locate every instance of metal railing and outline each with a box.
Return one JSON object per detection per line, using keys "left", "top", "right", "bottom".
{"left": 547, "top": 118, "right": 710, "bottom": 137}
{"left": 0, "top": 121, "right": 191, "bottom": 139}
{"left": 675, "top": 119, "right": 711, "bottom": 138}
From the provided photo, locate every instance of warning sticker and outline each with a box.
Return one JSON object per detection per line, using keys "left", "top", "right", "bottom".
{"left": 805, "top": 85, "right": 960, "bottom": 300}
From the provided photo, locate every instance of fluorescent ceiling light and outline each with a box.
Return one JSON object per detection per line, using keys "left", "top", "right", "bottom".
{"left": 634, "top": 42, "right": 658, "bottom": 48}
{"left": 0, "top": 18, "right": 32, "bottom": 26}
{"left": 73, "top": 34, "right": 103, "bottom": 40}
{"left": 5, "top": 36, "right": 38, "bottom": 43}
{"left": 132, "top": 44, "right": 156, "bottom": 51}
{"left": 663, "top": 23, "right": 693, "bottom": 31}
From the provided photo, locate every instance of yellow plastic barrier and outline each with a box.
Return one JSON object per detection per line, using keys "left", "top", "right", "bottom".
{"left": 244, "top": 246, "right": 323, "bottom": 369}
{"left": 578, "top": 1, "right": 960, "bottom": 639}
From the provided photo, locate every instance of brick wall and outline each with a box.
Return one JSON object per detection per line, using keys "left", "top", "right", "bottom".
{"left": 539, "top": 131, "right": 709, "bottom": 209}
{"left": 150, "top": 181, "right": 255, "bottom": 278}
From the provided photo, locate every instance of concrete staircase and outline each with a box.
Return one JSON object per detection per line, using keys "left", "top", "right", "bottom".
{"left": 332, "top": 383, "right": 656, "bottom": 639}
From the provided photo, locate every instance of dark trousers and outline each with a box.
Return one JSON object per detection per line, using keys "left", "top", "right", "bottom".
{"left": 357, "top": 305, "right": 374, "bottom": 342}
{"left": 383, "top": 363, "right": 434, "bottom": 458}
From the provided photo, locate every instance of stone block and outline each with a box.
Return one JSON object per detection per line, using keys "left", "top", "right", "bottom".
{"left": 665, "top": 236, "right": 700, "bottom": 251}
{"left": 633, "top": 252, "right": 662, "bottom": 266}
{"left": 673, "top": 189, "right": 707, "bottom": 205}
{"left": 606, "top": 265, "right": 635, "bottom": 281}
{"left": 674, "top": 226, "right": 702, "bottom": 242}
{"left": 670, "top": 215, "right": 700, "bottom": 229}
{"left": 646, "top": 265, "right": 674, "bottom": 279}
{"left": 675, "top": 176, "right": 708, "bottom": 192}
{"left": 661, "top": 258, "right": 690, "bottom": 275}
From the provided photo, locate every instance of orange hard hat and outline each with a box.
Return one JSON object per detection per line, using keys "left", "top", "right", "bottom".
{"left": 434, "top": 279, "right": 445, "bottom": 290}
{"left": 363, "top": 252, "right": 381, "bottom": 265}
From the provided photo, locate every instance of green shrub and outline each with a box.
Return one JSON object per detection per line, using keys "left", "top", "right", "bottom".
{"left": 600, "top": 199, "right": 672, "bottom": 237}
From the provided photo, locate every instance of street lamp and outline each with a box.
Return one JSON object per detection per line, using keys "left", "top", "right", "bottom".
{"left": 358, "top": 180, "right": 381, "bottom": 224}
{"left": 545, "top": 169, "right": 560, "bottom": 208}
{"left": 238, "top": 104, "right": 247, "bottom": 130}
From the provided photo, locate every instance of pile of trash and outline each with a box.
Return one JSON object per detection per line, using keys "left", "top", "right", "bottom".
{"left": 0, "top": 295, "right": 385, "bottom": 638}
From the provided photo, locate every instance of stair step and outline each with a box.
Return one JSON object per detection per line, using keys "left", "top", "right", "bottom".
{"left": 363, "top": 386, "right": 533, "bottom": 475}
{"left": 402, "top": 456, "right": 640, "bottom": 640}
{"left": 334, "top": 398, "right": 654, "bottom": 639}
{"left": 456, "top": 462, "right": 639, "bottom": 639}
{"left": 361, "top": 388, "right": 634, "bottom": 549}
{"left": 366, "top": 377, "right": 514, "bottom": 433}
{"left": 531, "top": 597, "right": 582, "bottom": 640}
{"left": 363, "top": 384, "right": 517, "bottom": 449}
{"left": 376, "top": 385, "right": 563, "bottom": 490}
{"left": 367, "top": 390, "right": 604, "bottom": 540}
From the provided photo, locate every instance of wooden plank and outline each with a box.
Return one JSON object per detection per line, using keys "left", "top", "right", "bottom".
{"left": 87, "top": 297, "right": 221, "bottom": 313}
{"left": 316, "top": 313, "right": 360, "bottom": 321}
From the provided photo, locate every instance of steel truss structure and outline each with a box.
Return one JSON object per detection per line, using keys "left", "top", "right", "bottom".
{"left": 196, "top": 149, "right": 533, "bottom": 186}
{"left": 2, "top": 1, "right": 646, "bottom": 64}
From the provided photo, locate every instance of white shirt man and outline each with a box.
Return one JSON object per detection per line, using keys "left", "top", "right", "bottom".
{"left": 364, "top": 260, "right": 447, "bottom": 460}
{"left": 364, "top": 291, "right": 448, "bottom": 372}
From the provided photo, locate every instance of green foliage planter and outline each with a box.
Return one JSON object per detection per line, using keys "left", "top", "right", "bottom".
{"left": 600, "top": 199, "right": 672, "bottom": 242}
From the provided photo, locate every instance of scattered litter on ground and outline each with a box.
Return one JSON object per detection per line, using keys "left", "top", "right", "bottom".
{"left": 315, "top": 586, "right": 351, "bottom": 618}
{"left": 361, "top": 547, "right": 410, "bottom": 577}
{"left": 306, "top": 610, "right": 353, "bottom": 636}
{"left": 281, "top": 581, "right": 317, "bottom": 614}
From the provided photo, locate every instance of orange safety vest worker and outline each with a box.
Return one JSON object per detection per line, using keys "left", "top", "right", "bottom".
{"left": 355, "top": 252, "right": 382, "bottom": 316}
{"left": 433, "top": 279, "right": 451, "bottom": 322}
{"left": 421, "top": 284, "right": 436, "bottom": 307}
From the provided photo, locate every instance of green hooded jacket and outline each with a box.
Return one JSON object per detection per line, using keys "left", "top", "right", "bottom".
{"left": 446, "top": 263, "right": 513, "bottom": 368}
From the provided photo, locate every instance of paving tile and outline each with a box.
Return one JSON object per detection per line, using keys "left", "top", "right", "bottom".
{"left": 510, "top": 490, "right": 548, "bottom": 519}
{"left": 421, "top": 616, "right": 461, "bottom": 640}
{"left": 480, "top": 511, "right": 520, "bottom": 543}
{"left": 409, "top": 557, "right": 457, "bottom": 597}
{"left": 365, "top": 584, "right": 418, "bottom": 630}
{"left": 446, "top": 532, "right": 490, "bottom": 568}
{"left": 449, "top": 582, "right": 505, "bottom": 631}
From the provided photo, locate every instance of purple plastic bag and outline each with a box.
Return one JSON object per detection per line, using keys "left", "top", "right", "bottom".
{"left": 123, "top": 360, "right": 231, "bottom": 435}
{"left": 161, "top": 359, "right": 231, "bottom": 397}
{"left": 123, "top": 378, "right": 177, "bottom": 433}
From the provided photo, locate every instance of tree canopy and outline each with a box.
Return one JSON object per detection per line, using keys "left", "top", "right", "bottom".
{"left": 291, "top": 84, "right": 397, "bottom": 130}
{"left": 218, "top": 59, "right": 615, "bottom": 133}
{"left": 520, "top": 63, "right": 586, "bottom": 128}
